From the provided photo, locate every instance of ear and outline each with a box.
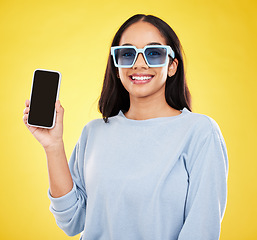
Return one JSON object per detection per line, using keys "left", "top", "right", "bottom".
{"left": 168, "top": 58, "right": 178, "bottom": 77}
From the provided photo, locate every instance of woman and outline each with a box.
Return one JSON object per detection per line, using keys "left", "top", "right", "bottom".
{"left": 23, "top": 14, "right": 228, "bottom": 240}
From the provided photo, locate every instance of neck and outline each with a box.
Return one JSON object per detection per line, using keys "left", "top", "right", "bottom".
{"left": 125, "top": 92, "right": 181, "bottom": 120}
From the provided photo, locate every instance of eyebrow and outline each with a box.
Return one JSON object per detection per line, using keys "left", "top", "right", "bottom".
{"left": 121, "top": 42, "right": 162, "bottom": 46}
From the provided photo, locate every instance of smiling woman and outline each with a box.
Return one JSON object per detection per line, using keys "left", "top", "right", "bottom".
{"left": 99, "top": 14, "right": 191, "bottom": 122}
{"left": 23, "top": 14, "right": 228, "bottom": 240}
{"left": 115, "top": 21, "right": 180, "bottom": 119}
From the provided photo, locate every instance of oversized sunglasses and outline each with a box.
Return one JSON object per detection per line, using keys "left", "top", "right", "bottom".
{"left": 111, "top": 45, "right": 175, "bottom": 68}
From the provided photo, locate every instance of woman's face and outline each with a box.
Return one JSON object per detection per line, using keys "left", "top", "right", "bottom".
{"left": 118, "top": 21, "right": 178, "bottom": 101}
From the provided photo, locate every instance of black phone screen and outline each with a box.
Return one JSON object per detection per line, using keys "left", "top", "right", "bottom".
{"left": 28, "top": 69, "right": 61, "bottom": 128}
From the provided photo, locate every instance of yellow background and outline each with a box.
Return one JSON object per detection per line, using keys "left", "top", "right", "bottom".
{"left": 0, "top": 0, "right": 256, "bottom": 239}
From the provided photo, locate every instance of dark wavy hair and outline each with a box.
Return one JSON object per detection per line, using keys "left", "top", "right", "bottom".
{"left": 98, "top": 14, "right": 192, "bottom": 122}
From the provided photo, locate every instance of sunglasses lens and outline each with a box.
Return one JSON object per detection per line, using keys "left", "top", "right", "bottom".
{"left": 145, "top": 47, "right": 167, "bottom": 66}
{"left": 114, "top": 48, "right": 136, "bottom": 66}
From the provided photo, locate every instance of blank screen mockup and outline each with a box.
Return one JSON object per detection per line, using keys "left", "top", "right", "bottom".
{"left": 28, "top": 70, "right": 60, "bottom": 128}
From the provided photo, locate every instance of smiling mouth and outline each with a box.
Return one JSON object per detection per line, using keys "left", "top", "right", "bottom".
{"left": 129, "top": 75, "right": 154, "bottom": 84}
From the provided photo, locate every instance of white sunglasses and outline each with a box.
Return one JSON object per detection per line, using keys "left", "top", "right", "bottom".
{"left": 111, "top": 45, "right": 175, "bottom": 68}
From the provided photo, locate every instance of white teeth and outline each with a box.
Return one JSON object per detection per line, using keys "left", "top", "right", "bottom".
{"left": 131, "top": 76, "right": 152, "bottom": 80}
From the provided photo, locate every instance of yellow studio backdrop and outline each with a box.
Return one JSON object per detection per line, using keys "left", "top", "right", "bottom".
{"left": 0, "top": 0, "right": 256, "bottom": 239}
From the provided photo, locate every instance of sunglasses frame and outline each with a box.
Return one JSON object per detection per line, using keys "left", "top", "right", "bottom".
{"left": 111, "top": 45, "right": 175, "bottom": 68}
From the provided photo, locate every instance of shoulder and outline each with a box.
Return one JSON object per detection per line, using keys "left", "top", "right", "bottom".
{"left": 179, "top": 109, "right": 226, "bottom": 152}
{"left": 79, "top": 114, "right": 122, "bottom": 137}
{"left": 182, "top": 108, "right": 222, "bottom": 137}
{"left": 182, "top": 110, "right": 228, "bottom": 167}
{"left": 80, "top": 118, "right": 106, "bottom": 135}
{"left": 187, "top": 110, "right": 227, "bottom": 154}
{"left": 74, "top": 118, "right": 106, "bottom": 148}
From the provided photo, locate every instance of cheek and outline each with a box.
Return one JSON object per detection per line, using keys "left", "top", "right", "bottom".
{"left": 158, "top": 68, "right": 168, "bottom": 83}
{"left": 118, "top": 69, "right": 130, "bottom": 89}
{"left": 118, "top": 69, "right": 126, "bottom": 80}
{"left": 119, "top": 69, "right": 131, "bottom": 81}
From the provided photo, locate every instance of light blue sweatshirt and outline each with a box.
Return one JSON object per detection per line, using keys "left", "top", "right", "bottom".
{"left": 48, "top": 107, "right": 228, "bottom": 240}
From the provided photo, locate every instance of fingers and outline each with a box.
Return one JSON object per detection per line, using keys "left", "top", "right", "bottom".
{"left": 23, "top": 100, "right": 30, "bottom": 126}
{"left": 55, "top": 100, "right": 64, "bottom": 114}
{"left": 23, "top": 99, "right": 30, "bottom": 119}
{"left": 23, "top": 113, "right": 28, "bottom": 122}
{"left": 55, "top": 100, "right": 61, "bottom": 110}
{"left": 25, "top": 99, "right": 30, "bottom": 107}
{"left": 55, "top": 100, "right": 64, "bottom": 125}
{"left": 23, "top": 106, "right": 30, "bottom": 114}
{"left": 23, "top": 112, "right": 29, "bottom": 126}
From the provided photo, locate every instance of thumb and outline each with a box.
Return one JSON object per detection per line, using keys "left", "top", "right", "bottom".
{"left": 55, "top": 100, "right": 64, "bottom": 124}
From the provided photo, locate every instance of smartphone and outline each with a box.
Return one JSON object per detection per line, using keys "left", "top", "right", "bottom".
{"left": 27, "top": 69, "right": 61, "bottom": 129}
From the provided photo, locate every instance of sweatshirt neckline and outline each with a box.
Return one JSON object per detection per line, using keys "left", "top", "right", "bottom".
{"left": 117, "top": 107, "right": 189, "bottom": 125}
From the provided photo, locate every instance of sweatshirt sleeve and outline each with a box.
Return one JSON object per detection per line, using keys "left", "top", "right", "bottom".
{"left": 178, "top": 118, "right": 229, "bottom": 240}
{"left": 48, "top": 128, "right": 88, "bottom": 237}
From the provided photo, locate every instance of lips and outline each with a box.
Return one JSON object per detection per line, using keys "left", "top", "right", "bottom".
{"left": 129, "top": 74, "right": 154, "bottom": 84}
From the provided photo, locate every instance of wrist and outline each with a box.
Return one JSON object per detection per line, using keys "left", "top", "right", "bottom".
{"left": 44, "top": 140, "right": 64, "bottom": 154}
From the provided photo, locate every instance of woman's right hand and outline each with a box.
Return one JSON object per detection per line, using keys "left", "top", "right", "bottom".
{"left": 23, "top": 99, "right": 64, "bottom": 150}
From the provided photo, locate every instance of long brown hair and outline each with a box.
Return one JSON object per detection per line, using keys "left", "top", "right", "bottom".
{"left": 98, "top": 14, "right": 192, "bottom": 122}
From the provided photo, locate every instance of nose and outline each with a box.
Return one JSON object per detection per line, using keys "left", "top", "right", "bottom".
{"left": 133, "top": 53, "right": 148, "bottom": 69}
